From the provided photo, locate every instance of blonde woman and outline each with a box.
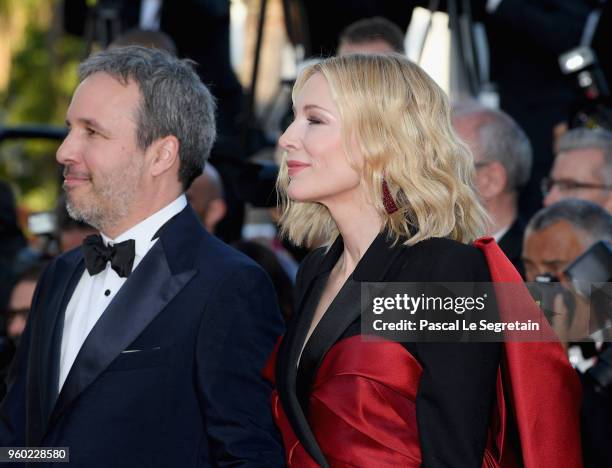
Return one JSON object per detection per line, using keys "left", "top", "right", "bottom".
{"left": 264, "top": 54, "right": 582, "bottom": 467}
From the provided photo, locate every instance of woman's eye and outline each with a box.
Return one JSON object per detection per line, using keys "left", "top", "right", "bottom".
{"left": 307, "top": 117, "right": 322, "bottom": 125}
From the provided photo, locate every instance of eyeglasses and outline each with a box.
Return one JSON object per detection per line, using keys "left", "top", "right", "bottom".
{"left": 474, "top": 161, "right": 492, "bottom": 169}
{"left": 540, "top": 177, "right": 612, "bottom": 196}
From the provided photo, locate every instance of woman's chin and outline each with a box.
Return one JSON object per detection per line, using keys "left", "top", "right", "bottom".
{"left": 287, "top": 184, "right": 316, "bottom": 203}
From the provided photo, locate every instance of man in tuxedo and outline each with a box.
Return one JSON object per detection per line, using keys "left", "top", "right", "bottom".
{"left": 0, "top": 46, "right": 284, "bottom": 467}
{"left": 453, "top": 102, "right": 532, "bottom": 277}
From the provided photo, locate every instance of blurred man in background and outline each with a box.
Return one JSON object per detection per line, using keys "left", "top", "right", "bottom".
{"left": 523, "top": 199, "right": 612, "bottom": 468}
{"left": 523, "top": 199, "right": 611, "bottom": 283}
{"left": 522, "top": 199, "right": 611, "bottom": 349}
{"left": 453, "top": 103, "right": 532, "bottom": 276}
{"left": 337, "top": 16, "right": 405, "bottom": 55}
{"left": 0, "top": 181, "right": 31, "bottom": 309}
{"left": 0, "top": 262, "right": 47, "bottom": 401}
{"left": 543, "top": 127, "right": 612, "bottom": 212}
{"left": 186, "top": 164, "right": 227, "bottom": 234}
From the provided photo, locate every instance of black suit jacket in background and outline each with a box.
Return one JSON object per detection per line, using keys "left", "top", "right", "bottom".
{"left": 498, "top": 217, "right": 526, "bottom": 279}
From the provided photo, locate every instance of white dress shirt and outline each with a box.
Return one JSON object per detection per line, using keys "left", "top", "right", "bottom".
{"left": 492, "top": 223, "right": 511, "bottom": 243}
{"left": 58, "top": 194, "right": 187, "bottom": 390}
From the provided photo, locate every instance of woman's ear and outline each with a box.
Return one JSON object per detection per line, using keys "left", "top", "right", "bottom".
{"left": 150, "top": 135, "right": 180, "bottom": 177}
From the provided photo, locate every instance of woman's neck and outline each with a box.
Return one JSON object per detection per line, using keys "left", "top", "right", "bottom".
{"left": 326, "top": 199, "right": 382, "bottom": 276}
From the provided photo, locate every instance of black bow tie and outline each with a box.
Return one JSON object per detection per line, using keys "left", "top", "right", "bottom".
{"left": 82, "top": 234, "right": 136, "bottom": 278}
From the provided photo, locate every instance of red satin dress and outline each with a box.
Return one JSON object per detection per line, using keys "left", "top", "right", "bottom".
{"left": 264, "top": 238, "right": 583, "bottom": 467}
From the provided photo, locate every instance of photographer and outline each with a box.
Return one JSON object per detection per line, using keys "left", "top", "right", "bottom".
{"left": 523, "top": 199, "right": 611, "bottom": 345}
{"left": 522, "top": 198, "right": 612, "bottom": 468}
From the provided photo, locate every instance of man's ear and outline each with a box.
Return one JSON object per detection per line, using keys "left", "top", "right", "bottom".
{"left": 150, "top": 135, "right": 180, "bottom": 177}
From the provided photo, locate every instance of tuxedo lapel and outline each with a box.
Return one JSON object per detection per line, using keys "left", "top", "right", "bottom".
{"left": 27, "top": 251, "right": 85, "bottom": 445}
{"left": 47, "top": 206, "right": 201, "bottom": 430}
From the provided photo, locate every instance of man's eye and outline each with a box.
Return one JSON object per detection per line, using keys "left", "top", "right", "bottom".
{"left": 85, "top": 127, "right": 97, "bottom": 136}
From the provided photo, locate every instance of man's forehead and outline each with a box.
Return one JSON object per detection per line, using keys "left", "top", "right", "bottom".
{"left": 72, "top": 72, "right": 140, "bottom": 104}
{"left": 452, "top": 116, "right": 483, "bottom": 153}
{"left": 555, "top": 147, "right": 605, "bottom": 171}
{"left": 67, "top": 73, "right": 140, "bottom": 125}
{"left": 525, "top": 221, "right": 586, "bottom": 255}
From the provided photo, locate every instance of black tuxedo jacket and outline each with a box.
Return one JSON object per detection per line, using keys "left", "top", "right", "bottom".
{"left": 0, "top": 206, "right": 284, "bottom": 467}
{"left": 276, "top": 233, "right": 501, "bottom": 467}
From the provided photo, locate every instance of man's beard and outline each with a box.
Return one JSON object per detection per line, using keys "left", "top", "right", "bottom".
{"left": 65, "top": 159, "right": 144, "bottom": 233}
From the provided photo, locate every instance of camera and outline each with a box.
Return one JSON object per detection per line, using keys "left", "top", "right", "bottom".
{"left": 528, "top": 274, "right": 575, "bottom": 324}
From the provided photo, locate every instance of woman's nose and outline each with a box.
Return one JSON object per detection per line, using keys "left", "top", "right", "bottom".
{"left": 278, "top": 121, "right": 300, "bottom": 152}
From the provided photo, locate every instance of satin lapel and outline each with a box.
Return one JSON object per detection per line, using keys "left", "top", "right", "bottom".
{"left": 296, "top": 278, "right": 362, "bottom": 410}
{"left": 301, "top": 231, "right": 407, "bottom": 381}
{"left": 27, "top": 251, "right": 84, "bottom": 444}
{"left": 277, "top": 237, "right": 343, "bottom": 391}
{"left": 48, "top": 238, "right": 196, "bottom": 428}
{"left": 276, "top": 273, "right": 330, "bottom": 467}
{"left": 295, "top": 230, "right": 406, "bottom": 389}
{"left": 275, "top": 239, "right": 344, "bottom": 468}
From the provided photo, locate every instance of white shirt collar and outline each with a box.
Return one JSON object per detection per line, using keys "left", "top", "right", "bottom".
{"left": 492, "top": 223, "right": 511, "bottom": 243}
{"left": 101, "top": 194, "right": 187, "bottom": 258}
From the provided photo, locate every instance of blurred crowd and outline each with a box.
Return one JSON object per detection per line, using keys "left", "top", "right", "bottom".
{"left": 1, "top": 1, "right": 612, "bottom": 466}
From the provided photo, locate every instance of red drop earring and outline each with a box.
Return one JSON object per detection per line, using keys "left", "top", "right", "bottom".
{"left": 382, "top": 179, "right": 398, "bottom": 214}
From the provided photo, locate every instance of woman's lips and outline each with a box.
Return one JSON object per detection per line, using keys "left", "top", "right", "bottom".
{"left": 287, "top": 160, "right": 310, "bottom": 176}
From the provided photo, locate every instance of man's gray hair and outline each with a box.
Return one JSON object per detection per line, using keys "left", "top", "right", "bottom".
{"left": 453, "top": 103, "right": 532, "bottom": 190}
{"left": 79, "top": 46, "right": 216, "bottom": 189}
{"left": 526, "top": 198, "right": 612, "bottom": 246}
{"left": 557, "top": 127, "right": 612, "bottom": 185}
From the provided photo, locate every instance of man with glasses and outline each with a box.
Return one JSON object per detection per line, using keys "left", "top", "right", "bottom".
{"left": 543, "top": 127, "right": 612, "bottom": 212}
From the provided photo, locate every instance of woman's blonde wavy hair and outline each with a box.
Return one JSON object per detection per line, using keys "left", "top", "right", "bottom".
{"left": 277, "top": 53, "right": 488, "bottom": 248}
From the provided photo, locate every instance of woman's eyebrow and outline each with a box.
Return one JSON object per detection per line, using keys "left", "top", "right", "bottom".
{"left": 292, "top": 104, "right": 332, "bottom": 115}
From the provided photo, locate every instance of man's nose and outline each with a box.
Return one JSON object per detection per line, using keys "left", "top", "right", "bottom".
{"left": 56, "top": 132, "right": 79, "bottom": 166}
